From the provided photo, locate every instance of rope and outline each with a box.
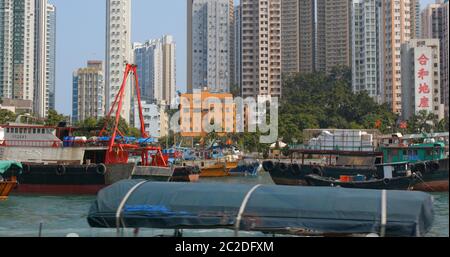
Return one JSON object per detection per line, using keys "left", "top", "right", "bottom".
{"left": 380, "top": 190, "right": 387, "bottom": 237}
{"left": 115, "top": 180, "right": 148, "bottom": 236}
{"left": 234, "top": 184, "right": 262, "bottom": 237}
{"left": 414, "top": 173, "right": 435, "bottom": 192}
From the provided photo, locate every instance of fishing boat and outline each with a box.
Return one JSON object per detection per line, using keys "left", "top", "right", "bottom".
{"left": 182, "top": 159, "right": 238, "bottom": 177}
{"left": 180, "top": 144, "right": 241, "bottom": 177}
{"left": 0, "top": 64, "right": 198, "bottom": 195}
{"left": 87, "top": 180, "right": 434, "bottom": 237}
{"left": 264, "top": 149, "right": 383, "bottom": 186}
{"left": 0, "top": 161, "right": 22, "bottom": 200}
{"left": 229, "top": 157, "right": 262, "bottom": 176}
{"left": 380, "top": 134, "right": 449, "bottom": 192}
{"left": 304, "top": 162, "right": 419, "bottom": 190}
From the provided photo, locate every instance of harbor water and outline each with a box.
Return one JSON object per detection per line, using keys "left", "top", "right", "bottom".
{"left": 0, "top": 172, "right": 448, "bottom": 237}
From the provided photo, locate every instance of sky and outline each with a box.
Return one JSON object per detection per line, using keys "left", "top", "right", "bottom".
{"left": 52, "top": 0, "right": 436, "bottom": 116}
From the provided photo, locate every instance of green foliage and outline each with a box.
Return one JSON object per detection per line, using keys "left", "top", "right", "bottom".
{"left": 278, "top": 67, "right": 397, "bottom": 143}
{"left": 45, "top": 109, "right": 69, "bottom": 126}
{"left": 0, "top": 109, "right": 17, "bottom": 124}
{"left": 407, "top": 111, "right": 447, "bottom": 134}
{"left": 73, "top": 116, "right": 145, "bottom": 138}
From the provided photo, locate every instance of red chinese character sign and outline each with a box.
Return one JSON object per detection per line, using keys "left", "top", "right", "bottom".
{"left": 415, "top": 48, "right": 433, "bottom": 113}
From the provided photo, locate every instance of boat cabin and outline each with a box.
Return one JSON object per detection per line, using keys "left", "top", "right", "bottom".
{"left": 381, "top": 142, "right": 446, "bottom": 164}
{"left": 0, "top": 123, "right": 62, "bottom": 147}
{"left": 376, "top": 162, "right": 411, "bottom": 179}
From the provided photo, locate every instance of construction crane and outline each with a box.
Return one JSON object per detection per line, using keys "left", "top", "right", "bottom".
{"left": 98, "top": 63, "right": 167, "bottom": 167}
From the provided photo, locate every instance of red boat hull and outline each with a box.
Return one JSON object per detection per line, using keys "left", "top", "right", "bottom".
{"left": 413, "top": 180, "right": 449, "bottom": 192}
{"left": 13, "top": 184, "right": 107, "bottom": 195}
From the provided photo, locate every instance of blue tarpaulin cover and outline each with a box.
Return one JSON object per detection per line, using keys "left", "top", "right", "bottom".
{"left": 87, "top": 180, "right": 434, "bottom": 237}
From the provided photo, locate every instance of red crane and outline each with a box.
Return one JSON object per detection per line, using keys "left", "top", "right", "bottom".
{"left": 99, "top": 63, "right": 167, "bottom": 167}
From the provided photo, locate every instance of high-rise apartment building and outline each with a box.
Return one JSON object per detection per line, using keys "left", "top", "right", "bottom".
{"left": 46, "top": 4, "right": 56, "bottom": 112}
{"left": 421, "top": 0, "right": 448, "bottom": 117}
{"left": 134, "top": 101, "right": 168, "bottom": 138}
{"left": 412, "top": 0, "right": 421, "bottom": 39}
{"left": 0, "top": 0, "right": 35, "bottom": 103}
{"left": 187, "top": 0, "right": 234, "bottom": 94}
{"left": 442, "top": 1, "right": 449, "bottom": 117}
{"left": 72, "top": 61, "right": 105, "bottom": 123}
{"left": 381, "top": 0, "right": 417, "bottom": 114}
{"left": 105, "top": 0, "right": 132, "bottom": 123}
{"left": 316, "top": 0, "right": 352, "bottom": 74}
{"left": 161, "top": 36, "right": 176, "bottom": 106}
{"left": 241, "top": 0, "right": 282, "bottom": 99}
{"left": 133, "top": 35, "right": 176, "bottom": 105}
{"left": 233, "top": 5, "right": 242, "bottom": 88}
{"left": 35, "top": 0, "right": 56, "bottom": 118}
{"left": 281, "top": 0, "right": 315, "bottom": 74}
{"left": 401, "top": 39, "right": 444, "bottom": 120}
{"left": 351, "top": 0, "right": 382, "bottom": 102}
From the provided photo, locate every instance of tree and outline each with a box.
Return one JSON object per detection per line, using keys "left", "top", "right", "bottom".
{"left": 0, "top": 109, "right": 17, "bottom": 124}
{"left": 407, "top": 111, "right": 439, "bottom": 134}
{"left": 436, "top": 118, "right": 449, "bottom": 132}
{"left": 277, "top": 67, "right": 397, "bottom": 141}
{"left": 46, "top": 109, "right": 68, "bottom": 126}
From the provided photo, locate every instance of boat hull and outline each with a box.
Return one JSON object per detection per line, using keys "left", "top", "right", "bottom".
{"left": 305, "top": 175, "right": 416, "bottom": 190}
{"left": 183, "top": 160, "right": 238, "bottom": 177}
{"left": 200, "top": 164, "right": 230, "bottom": 177}
{"left": 14, "top": 163, "right": 135, "bottom": 195}
{"left": 265, "top": 161, "right": 379, "bottom": 187}
{"left": 0, "top": 181, "right": 17, "bottom": 200}
{"left": 413, "top": 158, "right": 449, "bottom": 192}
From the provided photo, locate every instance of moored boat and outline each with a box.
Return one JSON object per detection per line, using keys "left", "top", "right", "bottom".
{"left": 88, "top": 180, "right": 435, "bottom": 237}
{"left": 304, "top": 174, "right": 417, "bottom": 190}
{"left": 380, "top": 135, "right": 449, "bottom": 192}
{"left": 0, "top": 161, "right": 22, "bottom": 200}
{"left": 229, "top": 157, "right": 262, "bottom": 176}
{"left": 182, "top": 159, "right": 238, "bottom": 177}
{"left": 264, "top": 150, "right": 383, "bottom": 186}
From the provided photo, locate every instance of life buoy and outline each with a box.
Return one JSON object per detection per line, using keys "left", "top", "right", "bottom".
{"left": 431, "top": 162, "right": 440, "bottom": 171}
{"left": 96, "top": 164, "right": 107, "bottom": 175}
{"left": 312, "top": 167, "right": 323, "bottom": 177}
{"left": 56, "top": 165, "right": 66, "bottom": 176}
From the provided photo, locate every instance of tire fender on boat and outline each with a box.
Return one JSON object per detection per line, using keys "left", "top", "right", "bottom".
{"left": 312, "top": 167, "right": 323, "bottom": 177}
{"left": 291, "top": 163, "right": 302, "bottom": 175}
{"left": 278, "top": 162, "right": 288, "bottom": 172}
{"left": 56, "top": 165, "right": 66, "bottom": 176}
{"left": 96, "top": 164, "right": 107, "bottom": 175}
{"left": 431, "top": 162, "right": 440, "bottom": 171}
{"left": 383, "top": 178, "right": 390, "bottom": 185}
{"left": 262, "top": 161, "right": 275, "bottom": 172}
{"left": 22, "top": 163, "right": 31, "bottom": 173}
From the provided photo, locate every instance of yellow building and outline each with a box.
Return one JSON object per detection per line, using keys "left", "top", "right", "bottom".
{"left": 179, "top": 90, "right": 236, "bottom": 137}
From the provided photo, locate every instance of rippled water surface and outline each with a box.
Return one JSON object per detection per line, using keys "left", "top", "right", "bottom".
{"left": 0, "top": 173, "right": 448, "bottom": 237}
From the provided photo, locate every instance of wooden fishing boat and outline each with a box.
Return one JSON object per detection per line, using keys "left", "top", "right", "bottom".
{"left": 380, "top": 136, "right": 449, "bottom": 192}
{"left": 0, "top": 178, "right": 17, "bottom": 201}
{"left": 0, "top": 161, "right": 22, "bottom": 200}
{"left": 304, "top": 174, "right": 417, "bottom": 190}
{"left": 182, "top": 159, "right": 239, "bottom": 177}
{"left": 229, "top": 158, "right": 262, "bottom": 176}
